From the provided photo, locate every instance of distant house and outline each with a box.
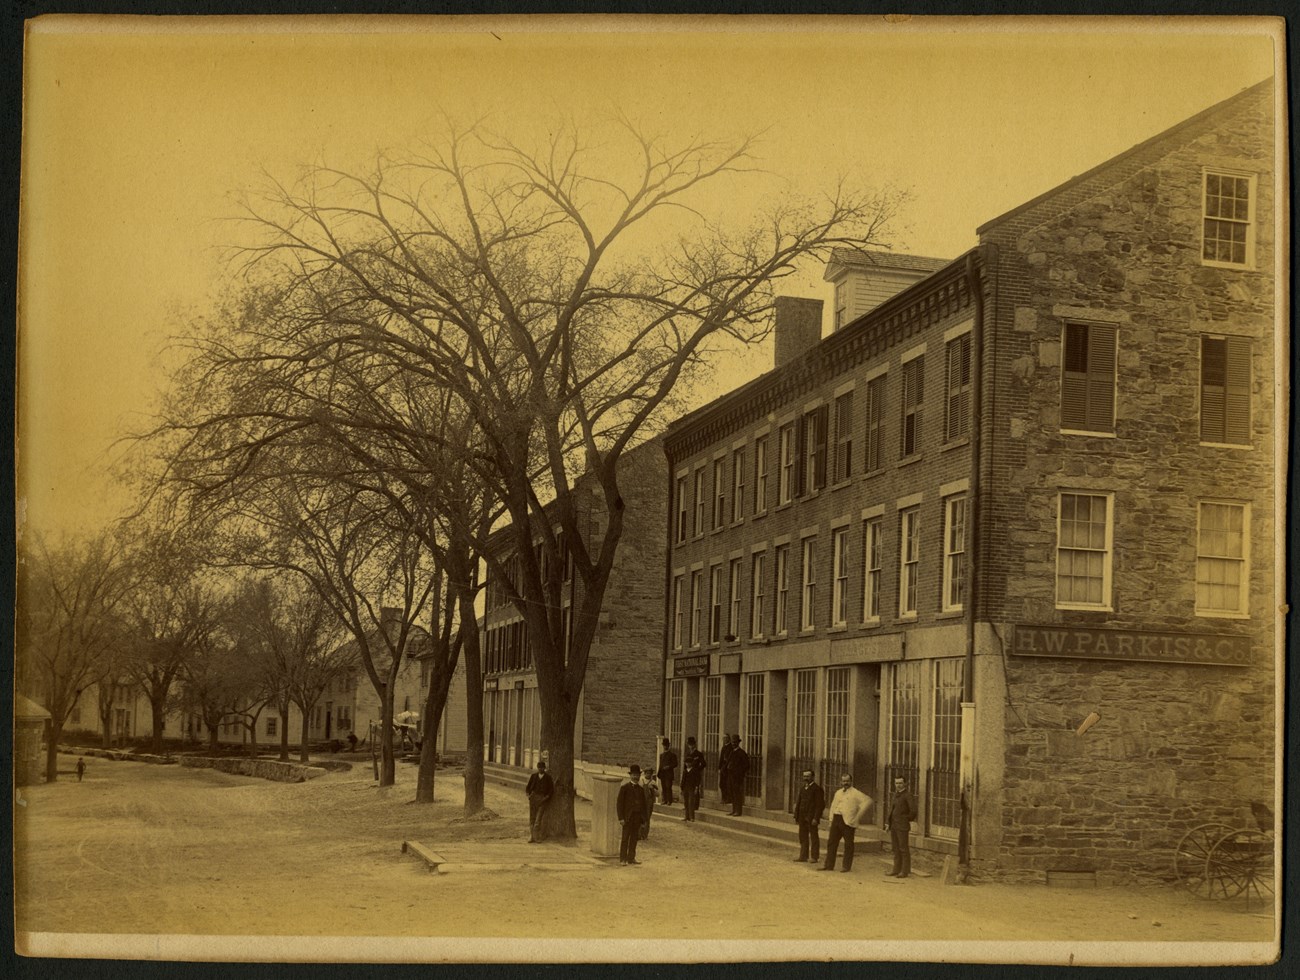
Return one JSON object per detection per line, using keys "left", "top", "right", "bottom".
{"left": 15, "top": 694, "right": 51, "bottom": 784}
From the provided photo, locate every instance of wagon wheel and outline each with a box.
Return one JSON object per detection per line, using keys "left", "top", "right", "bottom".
{"left": 1174, "top": 823, "right": 1233, "bottom": 897}
{"left": 1206, "top": 830, "right": 1275, "bottom": 909}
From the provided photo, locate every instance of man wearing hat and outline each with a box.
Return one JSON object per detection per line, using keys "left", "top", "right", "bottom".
{"left": 792, "top": 768, "right": 825, "bottom": 863}
{"left": 616, "top": 764, "right": 648, "bottom": 865}
{"left": 524, "top": 759, "right": 554, "bottom": 843}
{"left": 724, "top": 734, "right": 750, "bottom": 816}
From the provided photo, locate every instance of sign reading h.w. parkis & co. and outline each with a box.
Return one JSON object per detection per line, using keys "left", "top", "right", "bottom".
{"left": 1012, "top": 624, "right": 1251, "bottom": 667}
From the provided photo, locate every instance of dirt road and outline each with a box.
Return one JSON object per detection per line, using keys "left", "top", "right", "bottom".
{"left": 13, "top": 753, "right": 1275, "bottom": 962}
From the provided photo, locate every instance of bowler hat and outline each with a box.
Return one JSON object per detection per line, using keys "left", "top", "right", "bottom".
{"left": 629, "top": 764, "right": 641, "bottom": 775}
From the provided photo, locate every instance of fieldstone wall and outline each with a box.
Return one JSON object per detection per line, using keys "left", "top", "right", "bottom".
{"left": 178, "top": 756, "right": 328, "bottom": 783}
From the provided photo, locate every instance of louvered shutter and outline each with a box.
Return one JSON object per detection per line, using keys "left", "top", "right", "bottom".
{"left": 815, "top": 405, "right": 829, "bottom": 489}
{"left": 866, "top": 377, "right": 883, "bottom": 471}
{"left": 1200, "top": 337, "right": 1226, "bottom": 441}
{"left": 1224, "top": 337, "right": 1251, "bottom": 444}
{"left": 1086, "top": 326, "right": 1116, "bottom": 432}
{"left": 946, "top": 334, "right": 971, "bottom": 441}
{"left": 1061, "top": 324, "right": 1090, "bottom": 428}
{"left": 795, "top": 416, "right": 807, "bottom": 497}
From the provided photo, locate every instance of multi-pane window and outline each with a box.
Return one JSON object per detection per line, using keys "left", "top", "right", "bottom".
{"left": 675, "top": 475, "right": 688, "bottom": 543}
{"left": 1056, "top": 492, "right": 1113, "bottom": 608}
{"left": 930, "top": 658, "right": 965, "bottom": 839}
{"left": 825, "top": 667, "right": 851, "bottom": 766}
{"left": 834, "top": 391, "right": 854, "bottom": 483}
{"left": 703, "top": 677, "right": 722, "bottom": 793}
{"left": 742, "top": 673, "right": 766, "bottom": 799}
{"left": 865, "top": 375, "right": 885, "bottom": 472}
{"left": 732, "top": 448, "right": 747, "bottom": 524}
{"left": 1200, "top": 335, "right": 1252, "bottom": 445}
{"left": 1061, "top": 322, "right": 1116, "bottom": 434}
{"left": 899, "top": 507, "right": 920, "bottom": 616}
{"left": 671, "top": 574, "right": 685, "bottom": 649}
{"left": 794, "top": 670, "right": 818, "bottom": 762}
{"left": 728, "top": 557, "right": 743, "bottom": 639}
{"left": 945, "top": 332, "right": 972, "bottom": 442}
{"left": 1197, "top": 501, "right": 1249, "bottom": 615}
{"left": 693, "top": 468, "right": 706, "bottom": 536}
{"left": 901, "top": 356, "right": 924, "bottom": 458}
{"left": 801, "top": 406, "right": 829, "bottom": 495}
{"left": 801, "top": 536, "right": 817, "bottom": 631}
{"left": 834, "top": 279, "right": 848, "bottom": 330}
{"left": 775, "top": 544, "right": 790, "bottom": 634}
{"left": 778, "top": 424, "right": 796, "bottom": 505}
{"left": 709, "top": 564, "right": 724, "bottom": 644}
{"left": 888, "top": 660, "right": 922, "bottom": 787}
{"left": 943, "top": 495, "right": 968, "bottom": 612}
{"left": 832, "top": 527, "right": 850, "bottom": 626}
{"left": 668, "top": 680, "right": 685, "bottom": 752}
{"left": 266, "top": 715, "right": 277, "bottom": 737}
{"left": 863, "top": 517, "right": 883, "bottom": 621}
{"left": 750, "top": 551, "right": 766, "bottom": 639}
{"left": 1202, "top": 170, "right": 1254, "bottom": 267}
{"left": 713, "top": 458, "right": 727, "bottom": 530}
{"left": 689, "top": 570, "right": 703, "bottom": 646}
{"left": 754, "top": 436, "right": 769, "bottom": 514}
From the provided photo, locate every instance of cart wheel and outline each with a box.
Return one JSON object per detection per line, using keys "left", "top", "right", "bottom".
{"left": 1206, "top": 830, "right": 1274, "bottom": 909}
{"left": 1174, "top": 823, "right": 1234, "bottom": 897}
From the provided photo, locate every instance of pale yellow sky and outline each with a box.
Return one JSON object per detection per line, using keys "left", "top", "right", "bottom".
{"left": 17, "top": 16, "right": 1280, "bottom": 538}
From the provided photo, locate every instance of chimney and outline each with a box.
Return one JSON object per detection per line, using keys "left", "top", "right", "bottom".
{"left": 773, "top": 296, "right": 824, "bottom": 369}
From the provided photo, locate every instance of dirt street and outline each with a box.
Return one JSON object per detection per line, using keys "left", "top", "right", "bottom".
{"left": 14, "top": 753, "right": 1275, "bottom": 963}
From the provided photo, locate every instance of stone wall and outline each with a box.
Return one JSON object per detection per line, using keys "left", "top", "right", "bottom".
{"left": 178, "top": 756, "right": 328, "bottom": 783}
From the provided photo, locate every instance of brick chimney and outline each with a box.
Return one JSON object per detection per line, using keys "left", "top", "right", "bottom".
{"left": 773, "top": 296, "right": 824, "bottom": 369}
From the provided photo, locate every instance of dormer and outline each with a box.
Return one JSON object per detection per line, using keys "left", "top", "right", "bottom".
{"left": 823, "top": 249, "right": 950, "bottom": 331}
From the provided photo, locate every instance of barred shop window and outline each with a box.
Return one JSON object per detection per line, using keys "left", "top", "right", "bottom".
{"left": 1056, "top": 492, "right": 1113, "bottom": 609}
{"left": 900, "top": 357, "right": 924, "bottom": 458}
{"left": 1196, "top": 501, "right": 1250, "bottom": 616}
{"left": 945, "top": 332, "right": 972, "bottom": 442}
{"left": 1202, "top": 170, "right": 1256, "bottom": 268}
{"left": 1200, "top": 335, "right": 1252, "bottom": 445}
{"left": 1061, "top": 322, "right": 1116, "bottom": 434}
{"left": 834, "top": 391, "right": 854, "bottom": 483}
{"left": 865, "top": 374, "right": 886, "bottom": 472}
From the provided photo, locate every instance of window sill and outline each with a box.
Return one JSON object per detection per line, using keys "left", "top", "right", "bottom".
{"left": 859, "top": 618, "right": 882, "bottom": 629}
{"left": 828, "top": 624, "right": 849, "bottom": 634}
{"left": 897, "top": 455, "right": 924, "bottom": 468}
{"left": 1200, "top": 441, "right": 1253, "bottom": 450}
{"left": 830, "top": 479, "right": 853, "bottom": 493}
{"left": 1201, "top": 258, "right": 1255, "bottom": 271}
{"left": 897, "top": 613, "right": 919, "bottom": 622}
{"left": 942, "top": 437, "right": 971, "bottom": 452}
{"left": 862, "top": 468, "right": 885, "bottom": 479}
{"left": 1195, "top": 610, "right": 1251, "bottom": 620}
{"left": 730, "top": 517, "right": 746, "bottom": 529}
{"left": 1055, "top": 604, "right": 1113, "bottom": 613}
{"left": 711, "top": 527, "right": 726, "bottom": 536}
{"left": 935, "top": 609, "right": 965, "bottom": 620}
{"left": 1059, "top": 429, "right": 1116, "bottom": 438}
{"left": 799, "top": 627, "right": 817, "bottom": 636}
{"left": 752, "top": 510, "right": 768, "bottom": 522}
{"left": 776, "top": 501, "right": 794, "bottom": 513}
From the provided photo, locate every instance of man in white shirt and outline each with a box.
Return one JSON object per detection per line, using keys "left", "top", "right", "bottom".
{"left": 815, "top": 772, "right": 872, "bottom": 873}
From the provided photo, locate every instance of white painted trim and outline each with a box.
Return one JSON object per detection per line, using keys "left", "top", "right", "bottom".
{"left": 896, "top": 492, "right": 924, "bottom": 510}
{"left": 901, "top": 342, "right": 926, "bottom": 365}
{"left": 940, "top": 478, "right": 971, "bottom": 498}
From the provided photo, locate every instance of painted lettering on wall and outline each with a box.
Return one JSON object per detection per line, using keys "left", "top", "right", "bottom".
{"left": 1012, "top": 625, "right": 1251, "bottom": 667}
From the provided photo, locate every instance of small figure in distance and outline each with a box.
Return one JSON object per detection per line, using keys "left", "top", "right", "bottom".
{"left": 75, "top": 757, "right": 86, "bottom": 783}
{"left": 656, "top": 738, "right": 678, "bottom": 806}
{"left": 680, "top": 736, "right": 705, "bottom": 822}
{"left": 616, "top": 764, "right": 647, "bottom": 865}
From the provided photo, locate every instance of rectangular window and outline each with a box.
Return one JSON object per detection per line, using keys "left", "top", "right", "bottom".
{"left": 693, "top": 468, "right": 706, "bottom": 536}
{"left": 689, "top": 570, "right": 703, "bottom": 646}
{"left": 929, "top": 658, "right": 965, "bottom": 839}
{"left": 793, "top": 669, "right": 818, "bottom": 762}
{"left": 800, "top": 406, "right": 829, "bottom": 495}
{"left": 945, "top": 333, "right": 972, "bottom": 442}
{"left": 709, "top": 564, "right": 724, "bottom": 644}
{"left": 713, "top": 458, "right": 727, "bottom": 530}
{"left": 834, "top": 279, "right": 848, "bottom": 330}
{"left": 754, "top": 436, "right": 769, "bottom": 514}
{"left": 1061, "top": 322, "right": 1116, "bottom": 433}
{"left": 1200, "top": 335, "right": 1251, "bottom": 445}
{"left": 1056, "top": 492, "right": 1113, "bottom": 608}
{"left": 742, "top": 673, "right": 765, "bottom": 799}
{"left": 888, "top": 660, "right": 922, "bottom": 791}
{"left": 901, "top": 356, "right": 924, "bottom": 458}
{"left": 832, "top": 527, "right": 850, "bottom": 626}
{"left": 1202, "top": 170, "right": 1255, "bottom": 267}
{"left": 266, "top": 716, "right": 277, "bottom": 737}
{"left": 778, "top": 424, "right": 796, "bottom": 504}
{"left": 728, "top": 557, "right": 743, "bottom": 639}
{"left": 668, "top": 680, "right": 685, "bottom": 752}
{"left": 943, "top": 495, "right": 968, "bottom": 612}
{"left": 704, "top": 677, "right": 722, "bottom": 794}
{"left": 865, "top": 375, "right": 885, "bottom": 471}
{"left": 863, "top": 517, "right": 883, "bottom": 621}
{"left": 824, "top": 666, "right": 851, "bottom": 766}
{"left": 732, "top": 448, "right": 747, "bottom": 523}
{"left": 834, "top": 391, "right": 854, "bottom": 483}
{"left": 899, "top": 507, "right": 920, "bottom": 616}
{"left": 675, "top": 475, "right": 688, "bottom": 543}
{"left": 672, "top": 574, "right": 685, "bottom": 650}
{"left": 751, "top": 551, "right": 767, "bottom": 639}
{"left": 1197, "top": 501, "right": 1249, "bottom": 615}
{"left": 775, "top": 544, "right": 790, "bottom": 635}
{"left": 801, "top": 537, "right": 818, "bottom": 631}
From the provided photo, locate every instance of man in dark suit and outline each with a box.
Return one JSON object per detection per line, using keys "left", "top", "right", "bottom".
{"left": 885, "top": 775, "right": 919, "bottom": 878}
{"left": 792, "top": 768, "right": 825, "bottom": 863}
{"left": 725, "top": 734, "right": 750, "bottom": 816}
{"left": 657, "top": 738, "right": 678, "bottom": 806}
{"left": 616, "top": 764, "right": 647, "bottom": 865}
{"left": 524, "top": 760, "right": 554, "bottom": 843}
{"left": 680, "top": 736, "right": 706, "bottom": 821}
{"left": 718, "top": 734, "right": 734, "bottom": 809}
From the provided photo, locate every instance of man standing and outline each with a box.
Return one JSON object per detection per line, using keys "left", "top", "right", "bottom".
{"left": 718, "top": 734, "right": 734, "bottom": 810}
{"left": 680, "top": 737, "right": 705, "bottom": 821}
{"left": 885, "top": 775, "right": 919, "bottom": 878}
{"left": 792, "top": 769, "right": 825, "bottom": 863}
{"left": 617, "top": 764, "right": 647, "bottom": 865}
{"left": 656, "top": 738, "right": 678, "bottom": 806}
{"left": 639, "top": 766, "right": 657, "bottom": 841}
{"left": 75, "top": 758, "right": 86, "bottom": 783}
{"left": 817, "top": 772, "right": 871, "bottom": 873}
{"left": 525, "top": 760, "right": 554, "bottom": 843}
{"left": 725, "top": 734, "right": 749, "bottom": 817}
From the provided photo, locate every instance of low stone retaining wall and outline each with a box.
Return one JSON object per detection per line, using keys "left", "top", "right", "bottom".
{"left": 178, "top": 756, "right": 327, "bottom": 783}
{"left": 62, "top": 746, "right": 176, "bottom": 765}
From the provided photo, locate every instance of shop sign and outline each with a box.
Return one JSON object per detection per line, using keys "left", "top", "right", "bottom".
{"left": 1012, "top": 625, "right": 1251, "bottom": 667}
{"left": 484, "top": 677, "right": 499, "bottom": 691}
{"left": 673, "top": 654, "right": 710, "bottom": 677}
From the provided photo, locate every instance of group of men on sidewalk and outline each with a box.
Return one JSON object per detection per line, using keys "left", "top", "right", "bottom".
{"left": 794, "top": 770, "right": 918, "bottom": 876}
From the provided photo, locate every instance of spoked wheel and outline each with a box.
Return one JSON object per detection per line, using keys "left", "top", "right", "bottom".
{"left": 1174, "top": 823, "right": 1233, "bottom": 897}
{"left": 1206, "top": 830, "right": 1275, "bottom": 909}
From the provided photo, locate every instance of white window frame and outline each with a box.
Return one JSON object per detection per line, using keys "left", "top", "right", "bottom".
{"left": 689, "top": 570, "right": 703, "bottom": 647}
{"left": 728, "top": 557, "right": 743, "bottom": 639}
{"left": 1201, "top": 169, "right": 1257, "bottom": 269}
{"left": 675, "top": 475, "right": 689, "bottom": 544}
{"left": 832, "top": 527, "right": 850, "bottom": 626}
{"left": 709, "top": 564, "right": 724, "bottom": 644}
{"left": 1055, "top": 492, "right": 1114, "bottom": 610}
{"left": 713, "top": 458, "right": 727, "bottom": 530}
{"left": 775, "top": 544, "right": 790, "bottom": 635}
{"left": 1195, "top": 500, "right": 1250, "bottom": 618}
{"left": 801, "top": 536, "right": 817, "bottom": 631}
{"left": 863, "top": 517, "right": 883, "bottom": 623}
{"left": 942, "top": 495, "right": 968, "bottom": 613}
{"left": 672, "top": 574, "right": 685, "bottom": 649}
{"left": 899, "top": 507, "right": 920, "bottom": 617}
{"left": 778, "top": 424, "right": 796, "bottom": 505}
{"left": 754, "top": 436, "right": 769, "bottom": 514}
{"left": 732, "top": 447, "right": 747, "bottom": 524}
{"left": 693, "top": 468, "right": 706, "bottom": 537}
{"left": 834, "top": 390, "right": 854, "bottom": 483}
{"left": 750, "top": 551, "right": 767, "bottom": 639}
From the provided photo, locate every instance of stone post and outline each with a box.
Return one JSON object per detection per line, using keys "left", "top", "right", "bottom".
{"left": 589, "top": 773, "right": 623, "bottom": 858}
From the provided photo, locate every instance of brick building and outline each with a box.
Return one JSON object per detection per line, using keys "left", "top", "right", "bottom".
{"left": 661, "top": 79, "right": 1277, "bottom": 881}
{"left": 481, "top": 437, "right": 669, "bottom": 788}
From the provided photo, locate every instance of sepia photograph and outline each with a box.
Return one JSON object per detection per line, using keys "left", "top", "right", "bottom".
{"left": 13, "top": 13, "right": 1286, "bottom": 967}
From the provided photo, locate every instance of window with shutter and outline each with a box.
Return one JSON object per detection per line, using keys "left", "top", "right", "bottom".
{"left": 1061, "top": 322, "right": 1116, "bottom": 433}
{"left": 834, "top": 391, "right": 853, "bottom": 483}
{"left": 865, "top": 375, "right": 885, "bottom": 471}
{"left": 901, "top": 357, "right": 924, "bottom": 457}
{"left": 814, "top": 405, "right": 828, "bottom": 490}
{"left": 945, "top": 333, "right": 972, "bottom": 442}
{"left": 1200, "top": 335, "right": 1252, "bottom": 445}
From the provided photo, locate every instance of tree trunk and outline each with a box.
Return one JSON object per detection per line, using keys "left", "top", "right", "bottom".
{"left": 151, "top": 698, "right": 166, "bottom": 755}
{"left": 459, "top": 590, "right": 484, "bottom": 815}
{"left": 208, "top": 725, "right": 219, "bottom": 752}
{"left": 99, "top": 701, "right": 112, "bottom": 749}
{"left": 537, "top": 688, "right": 578, "bottom": 840}
{"left": 44, "top": 720, "right": 63, "bottom": 782}
{"left": 379, "top": 682, "right": 396, "bottom": 787}
{"left": 279, "top": 709, "right": 290, "bottom": 761}
{"left": 414, "top": 699, "right": 445, "bottom": 803}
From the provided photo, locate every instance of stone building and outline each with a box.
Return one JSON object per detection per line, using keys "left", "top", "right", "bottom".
{"left": 481, "top": 437, "right": 668, "bottom": 790}
{"left": 660, "top": 79, "right": 1277, "bottom": 881}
